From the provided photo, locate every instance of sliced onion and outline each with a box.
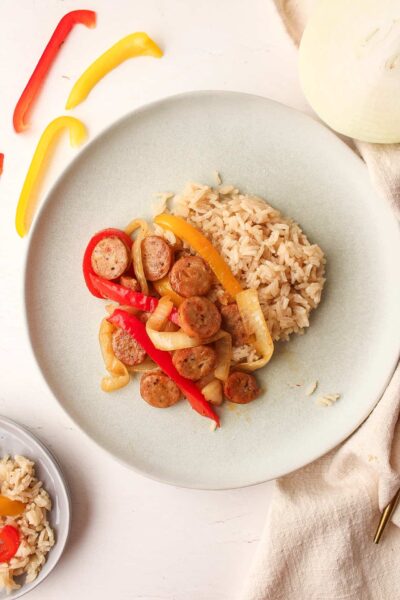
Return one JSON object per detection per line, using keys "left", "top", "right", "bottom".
{"left": 124, "top": 219, "right": 149, "bottom": 295}
{"left": 214, "top": 332, "right": 232, "bottom": 382}
{"left": 299, "top": 0, "right": 400, "bottom": 143}
{"left": 105, "top": 303, "right": 139, "bottom": 316}
{"left": 236, "top": 289, "right": 274, "bottom": 372}
{"left": 98, "top": 318, "right": 130, "bottom": 392}
{"left": 153, "top": 276, "right": 184, "bottom": 306}
{"left": 201, "top": 379, "right": 223, "bottom": 406}
{"left": 129, "top": 358, "right": 158, "bottom": 373}
{"left": 146, "top": 296, "right": 173, "bottom": 331}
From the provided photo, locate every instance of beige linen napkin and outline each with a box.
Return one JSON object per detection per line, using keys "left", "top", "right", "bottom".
{"left": 241, "top": 2, "right": 400, "bottom": 599}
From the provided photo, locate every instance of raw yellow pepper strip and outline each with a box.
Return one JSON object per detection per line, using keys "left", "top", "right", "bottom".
{"left": 66, "top": 32, "right": 163, "bottom": 109}
{"left": 15, "top": 116, "right": 87, "bottom": 237}
{"left": 154, "top": 214, "right": 243, "bottom": 299}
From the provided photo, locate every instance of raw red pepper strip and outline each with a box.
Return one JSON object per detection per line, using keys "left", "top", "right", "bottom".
{"left": 0, "top": 154, "right": 3, "bottom": 176}
{"left": 13, "top": 10, "right": 96, "bottom": 132}
{"left": 83, "top": 228, "right": 133, "bottom": 298}
{"left": 108, "top": 310, "right": 220, "bottom": 426}
{"left": 90, "top": 274, "right": 180, "bottom": 326}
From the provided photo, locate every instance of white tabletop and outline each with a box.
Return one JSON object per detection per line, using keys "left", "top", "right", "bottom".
{"left": 0, "top": 1, "right": 312, "bottom": 598}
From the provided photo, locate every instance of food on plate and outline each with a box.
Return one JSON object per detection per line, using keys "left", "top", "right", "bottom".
{"left": 112, "top": 328, "right": 147, "bottom": 366}
{"left": 141, "top": 235, "right": 173, "bottom": 281}
{"left": 172, "top": 346, "right": 216, "bottom": 381}
{"left": 0, "top": 455, "right": 55, "bottom": 592}
{"left": 140, "top": 371, "right": 181, "bottom": 408}
{"left": 178, "top": 296, "right": 221, "bottom": 339}
{"left": 169, "top": 255, "right": 212, "bottom": 297}
{"left": 83, "top": 181, "right": 325, "bottom": 426}
{"left": 91, "top": 235, "right": 130, "bottom": 279}
{"left": 224, "top": 371, "right": 260, "bottom": 404}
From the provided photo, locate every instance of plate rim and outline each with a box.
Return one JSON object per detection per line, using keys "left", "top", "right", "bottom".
{"left": 0, "top": 415, "right": 71, "bottom": 598}
{"left": 23, "top": 90, "right": 400, "bottom": 490}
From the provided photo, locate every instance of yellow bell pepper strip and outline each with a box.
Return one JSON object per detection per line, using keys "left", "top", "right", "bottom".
{"left": 0, "top": 496, "right": 26, "bottom": 517}
{"left": 0, "top": 154, "right": 3, "bottom": 176}
{"left": 66, "top": 32, "right": 163, "bottom": 109}
{"left": 154, "top": 214, "right": 243, "bottom": 298}
{"left": 15, "top": 116, "right": 87, "bottom": 237}
{"left": 153, "top": 276, "right": 184, "bottom": 306}
{"left": 13, "top": 10, "right": 96, "bottom": 132}
{"left": 235, "top": 288, "right": 274, "bottom": 371}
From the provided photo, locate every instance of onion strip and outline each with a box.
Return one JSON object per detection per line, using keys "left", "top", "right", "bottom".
{"left": 214, "top": 332, "right": 232, "bottom": 381}
{"left": 153, "top": 276, "right": 184, "bottom": 306}
{"left": 201, "top": 379, "right": 223, "bottom": 406}
{"left": 124, "top": 219, "right": 149, "bottom": 295}
{"left": 98, "top": 318, "right": 130, "bottom": 391}
{"left": 236, "top": 289, "right": 274, "bottom": 372}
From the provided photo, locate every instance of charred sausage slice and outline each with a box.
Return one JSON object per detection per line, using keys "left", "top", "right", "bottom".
{"left": 91, "top": 236, "right": 130, "bottom": 280}
{"left": 221, "top": 303, "right": 248, "bottom": 346}
{"left": 111, "top": 328, "right": 146, "bottom": 366}
{"left": 169, "top": 256, "right": 212, "bottom": 297}
{"left": 140, "top": 371, "right": 181, "bottom": 408}
{"left": 141, "top": 236, "right": 173, "bottom": 281}
{"left": 119, "top": 275, "right": 140, "bottom": 291}
{"left": 172, "top": 345, "right": 216, "bottom": 381}
{"left": 223, "top": 371, "right": 260, "bottom": 404}
{"left": 179, "top": 296, "right": 221, "bottom": 339}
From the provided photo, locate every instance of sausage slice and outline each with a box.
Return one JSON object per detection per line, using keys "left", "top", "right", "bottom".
{"left": 91, "top": 236, "right": 130, "bottom": 280}
{"left": 141, "top": 236, "right": 173, "bottom": 281}
{"left": 111, "top": 328, "right": 146, "bottom": 366}
{"left": 169, "top": 256, "right": 212, "bottom": 297}
{"left": 140, "top": 371, "right": 181, "bottom": 408}
{"left": 221, "top": 303, "right": 248, "bottom": 346}
{"left": 223, "top": 371, "right": 260, "bottom": 404}
{"left": 179, "top": 297, "right": 221, "bottom": 339}
{"left": 119, "top": 275, "right": 140, "bottom": 291}
{"left": 172, "top": 346, "right": 216, "bottom": 381}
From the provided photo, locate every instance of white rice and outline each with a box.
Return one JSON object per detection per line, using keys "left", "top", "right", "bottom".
{"left": 0, "top": 456, "right": 55, "bottom": 592}
{"left": 306, "top": 381, "right": 318, "bottom": 396}
{"left": 167, "top": 182, "right": 326, "bottom": 341}
{"left": 316, "top": 393, "right": 341, "bottom": 407}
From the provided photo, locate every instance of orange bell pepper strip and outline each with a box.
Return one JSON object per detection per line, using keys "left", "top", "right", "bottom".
{"left": 0, "top": 496, "right": 25, "bottom": 517}
{"left": 13, "top": 10, "right": 96, "bottom": 132}
{"left": 0, "top": 154, "right": 3, "bottom": 176}
{"left": 15, "top": 116, "right": 87, "bottom": 237}
{"left": 66, "top": 32, "right": 163, "bottom": 109}
{"left": 154, "top": 214, "right": 243, "bottom": 298}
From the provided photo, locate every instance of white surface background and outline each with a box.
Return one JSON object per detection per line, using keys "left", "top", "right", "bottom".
{"left": 0, "top": 1, "right": 312, "bottom": 598}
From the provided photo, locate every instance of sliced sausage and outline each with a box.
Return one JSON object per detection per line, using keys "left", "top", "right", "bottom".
{"left": 119, "top": 275, "right": 140, "bottom": 291}
{"left": 172, "top": 345, "right": 216, "bottom": 381}
{"left": 223, "top": 371, "right": 260, "bottom": 404}
{"left": 169, "top": 256, "right": 212, "bottom": 298}
{"left": 221, "top": 304, "right": 248, "bottom": 346}
{"left": 141, "top": 236, "right": 173, "bottom": 282}
{"left": 140, "top": 371, "right": 181, "bottom": 408}
{"left": 179, "top": 296, "right": 221, "bottom": 339}
{"left": 111, "top": 328, "right": 146, "bottom": 366}
{"left": 91, "top": 236, "right": 130, "bottom": 280}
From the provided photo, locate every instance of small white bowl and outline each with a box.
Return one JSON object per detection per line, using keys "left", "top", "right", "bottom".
{"left": 0, "top": 416, "right": 71, "bottom": 599}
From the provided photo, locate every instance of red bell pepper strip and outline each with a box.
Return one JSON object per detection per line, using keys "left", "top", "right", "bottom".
{"left": 83, "top": 228, "right": 133, "bottom": 298}
{"left": 90, "top": 273, "right": 180, "bottom": 326}
{"left": 0, "top": 154, "right": 3, "bottom": 176}
{"left": 108, "top": 310, "right": 220, "bottom": 427}
{"left": 0, "top": 525, "right": 20, "bottom": 562}
{"left": 13, "top": 10, "right": 96, "bottom": 132}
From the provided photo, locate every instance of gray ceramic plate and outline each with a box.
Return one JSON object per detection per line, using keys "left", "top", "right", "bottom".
{"left": 0, "top": 417, "right": 70, "bottom": 598}
{"left": 24, "top": 91, "right": 400, "bottom": 489}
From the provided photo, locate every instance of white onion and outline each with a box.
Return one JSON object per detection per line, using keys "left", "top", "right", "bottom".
{"left": 299, "top": 0, "right": 400, "bottom": 143}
